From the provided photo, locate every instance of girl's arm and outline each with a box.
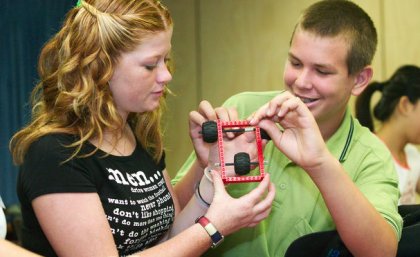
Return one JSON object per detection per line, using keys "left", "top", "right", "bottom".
{"left": 32, "top": 171, "right": 274, "bottom": 257}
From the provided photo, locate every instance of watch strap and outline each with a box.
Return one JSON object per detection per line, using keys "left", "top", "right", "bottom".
{"left": 195, "top": 216, "right": 224, "bottom": 248}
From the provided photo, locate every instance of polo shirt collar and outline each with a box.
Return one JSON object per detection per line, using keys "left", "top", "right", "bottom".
{"left": 326, "top": 108, "right": 354, "bottom": 163}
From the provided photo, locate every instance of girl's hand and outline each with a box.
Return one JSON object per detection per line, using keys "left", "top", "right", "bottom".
{"left": 189, "top": 101, "right": 239, "bottom": 169}
{"left": 205, "top": 172, "right": 275, "bottom": 235}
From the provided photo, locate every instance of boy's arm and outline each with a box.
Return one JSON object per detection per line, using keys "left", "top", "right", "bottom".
{"left": 307, "top": 154, "right": 398, "bottom": 257}
{"left": 250, "top": 91, "right": 399, "bottom": 257}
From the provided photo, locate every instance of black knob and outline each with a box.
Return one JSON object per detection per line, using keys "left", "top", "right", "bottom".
{"left": 202, "top": 120, "right": 218, "bottom": 143}
{"left": 234, "top": 152, "right": 251, "bottom": 175}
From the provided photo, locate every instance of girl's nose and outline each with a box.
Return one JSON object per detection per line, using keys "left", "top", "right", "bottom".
{"left": 157, "top": 64, "right": 172, "bottom": 84}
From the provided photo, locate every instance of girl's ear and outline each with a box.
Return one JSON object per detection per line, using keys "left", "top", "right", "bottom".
{"left": 397, "top": 96, "right": 413, "bottom": 116}
{"left": 351, "top": 66, "right": 373, "bottom": 96}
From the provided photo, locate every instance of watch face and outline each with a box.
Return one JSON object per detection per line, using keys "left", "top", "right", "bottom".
{"left": 211, "top": 234, "right": 224, "bottom": 248}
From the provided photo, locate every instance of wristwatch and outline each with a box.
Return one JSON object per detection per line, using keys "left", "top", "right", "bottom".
{"left": 195, "top": 216, "right": 224, "bottom": 248}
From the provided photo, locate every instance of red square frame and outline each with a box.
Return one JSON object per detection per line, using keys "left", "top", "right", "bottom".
{"left": 216, "top": 120, "right": 265, "bottom": 184}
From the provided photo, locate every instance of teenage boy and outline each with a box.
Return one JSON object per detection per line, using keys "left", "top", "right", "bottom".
{"left": 174, "top": 1, "right": 402, "bottom": 256}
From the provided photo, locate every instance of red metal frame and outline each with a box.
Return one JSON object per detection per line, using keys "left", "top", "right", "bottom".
{"left": 216, "top": 120, "right": 265, "bottom": 184}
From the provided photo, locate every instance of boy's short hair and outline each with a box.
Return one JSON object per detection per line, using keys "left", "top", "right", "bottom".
{"left": 291, "top": 0, "right": 377, "bottom": 75}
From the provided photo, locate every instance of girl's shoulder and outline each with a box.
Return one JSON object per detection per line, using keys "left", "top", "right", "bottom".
{"left": 26, "top": 133, "right": 79, "bottom": 162}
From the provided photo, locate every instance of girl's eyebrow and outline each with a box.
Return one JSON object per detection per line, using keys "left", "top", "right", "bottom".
{"left": 288, "top": 53, "right": 299, "bottom": 60}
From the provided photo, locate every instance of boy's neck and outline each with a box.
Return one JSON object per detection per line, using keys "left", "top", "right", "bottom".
{"left": 317, "top": 110, "right": 347, "bottom": 141}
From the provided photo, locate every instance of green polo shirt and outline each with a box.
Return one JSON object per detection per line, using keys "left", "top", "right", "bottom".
{"left": 173, "top": 91, "right": 402, "bottom": 257}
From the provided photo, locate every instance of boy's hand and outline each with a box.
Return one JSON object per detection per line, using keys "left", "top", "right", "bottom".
{"left": 249, "top": 91, "right": 329, "bottom": 172}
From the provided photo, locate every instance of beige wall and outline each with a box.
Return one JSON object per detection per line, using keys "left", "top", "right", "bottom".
{"left": 163, "top": 0, "right": 420, "bottom": 178}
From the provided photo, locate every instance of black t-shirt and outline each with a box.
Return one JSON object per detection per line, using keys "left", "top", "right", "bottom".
{"left": 17, "top": 133, "right": 175, "bottom": 257}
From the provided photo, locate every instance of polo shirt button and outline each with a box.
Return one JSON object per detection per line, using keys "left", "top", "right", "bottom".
{"left": 279, "top": 183, "right": 287, "bottom": 190}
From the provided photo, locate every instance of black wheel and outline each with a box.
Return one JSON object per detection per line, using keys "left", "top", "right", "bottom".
{"left": 260, "top": 129, "right": 271, "bottom": 140}
{"left": 202, "top": 120, "right": 218, "bottom": 143}
{"left": 234, "top": 152, "right": 251, "bottom": 175}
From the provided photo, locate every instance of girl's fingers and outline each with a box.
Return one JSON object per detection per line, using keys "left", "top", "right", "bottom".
{"left": 189, "top": 111, "right": 207, "bottom": 128}
{"left": 214, "top": 106, "right": 239, "bottom": 139}
{"left": 197, "top": 100, "right": 218, "bottom": 121}
{"left": 210, "top": 170, "right": 227, "bottom": 196}
{"left": 214, "top": 106, "right": 238, "bottom": 121}
{"left": 240, "top": 174, "right": 271, "bottom": 205}
{"left": 251, "top": 182, "right": 275, "bottom": 216}
{"left": 251, "top": 207, "right": 273, "bottom": 224}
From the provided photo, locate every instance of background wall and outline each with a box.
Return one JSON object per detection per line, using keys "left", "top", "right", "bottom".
{"left": 163, "top": 0, "right": 420, "bottom": 178}
{"left": 1, "top": 0, "right": 419, "bottom": 205}
{"left": 0, "top": 0, "right": 74, "bottom": 206}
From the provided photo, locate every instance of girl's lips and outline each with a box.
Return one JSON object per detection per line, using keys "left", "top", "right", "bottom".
{"left": 150, "top": 91, "right": 163, "bottom": 100}
{"left": 152, "top": 90, "right": 163, "bottom": 96}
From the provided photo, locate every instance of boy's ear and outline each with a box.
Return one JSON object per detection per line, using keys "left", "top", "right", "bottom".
{"left": 351, "top": 66, "right": 373, "bottom": 96}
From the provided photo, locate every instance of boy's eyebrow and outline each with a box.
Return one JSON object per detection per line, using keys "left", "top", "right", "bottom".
{"left": 314, "top": 63, "right": 336, "bottom": 71}
{"left": 288, "top": 52, "right": 336, "bottom": 71}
